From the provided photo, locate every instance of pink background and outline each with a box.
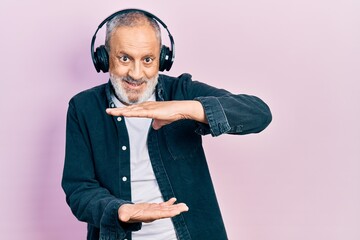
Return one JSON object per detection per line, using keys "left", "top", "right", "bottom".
{"left": 1, "top": 0, "right": 359, "bottom": 239}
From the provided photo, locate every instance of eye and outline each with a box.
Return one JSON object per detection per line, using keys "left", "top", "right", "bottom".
{"left": 143, "top": 57, "right": 153, "bottom": 64}
{"left": 119, "top": 55, "right": 130, "bottom": 63}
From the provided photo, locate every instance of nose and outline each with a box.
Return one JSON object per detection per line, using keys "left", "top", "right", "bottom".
{"left": 128, "top": 61, "right": 144, "bottom": 80}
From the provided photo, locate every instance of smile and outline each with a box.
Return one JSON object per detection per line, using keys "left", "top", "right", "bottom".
{"left": 123, "top": 79, "right": 145, "bottom": 87}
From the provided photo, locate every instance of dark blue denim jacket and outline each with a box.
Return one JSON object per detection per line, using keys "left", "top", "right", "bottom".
{"left": 62, "top": 73, "right": 272, "bottom": 240}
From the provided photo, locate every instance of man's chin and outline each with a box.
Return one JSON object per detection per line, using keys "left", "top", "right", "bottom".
{"left": 120, "top": 90, "right": 151, "bottom": 104}
{"left": 126, "top": 96, "right": 141, "bottom": 105}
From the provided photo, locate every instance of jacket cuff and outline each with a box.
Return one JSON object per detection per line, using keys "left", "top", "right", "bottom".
{"left": 194, "top": 96, "right": 231, "bottom": 137}
{"left": 100, "top": 199, "right": 142, "bottom": 240}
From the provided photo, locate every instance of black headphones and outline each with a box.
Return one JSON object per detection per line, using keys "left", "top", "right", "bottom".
{"left": 91, "top": 8, "right": 175, "bottom": 73}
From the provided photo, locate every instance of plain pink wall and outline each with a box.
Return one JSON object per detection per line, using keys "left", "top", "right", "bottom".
{"left": 1, "top": 0, "right": 359, "bottom": 239}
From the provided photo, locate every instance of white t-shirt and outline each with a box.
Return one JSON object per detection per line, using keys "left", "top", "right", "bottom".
{"left": 112, "top": 94, "right": 178, "bottom": 240}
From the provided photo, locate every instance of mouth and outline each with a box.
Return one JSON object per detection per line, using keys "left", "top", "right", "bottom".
{"left": 123, "top": 79, "right": 146, "bottom": 88}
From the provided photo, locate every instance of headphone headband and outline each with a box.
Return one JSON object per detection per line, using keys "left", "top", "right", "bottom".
{"left": 91, "top": 8, "right": 175, "bottom": 73}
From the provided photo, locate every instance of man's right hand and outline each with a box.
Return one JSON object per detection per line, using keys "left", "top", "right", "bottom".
{"left": 118, "top": 198, "right": 189, "bottom": 223}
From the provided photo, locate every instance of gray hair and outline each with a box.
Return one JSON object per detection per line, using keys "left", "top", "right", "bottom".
{"left": 105, "top": 11, "right": 162, "bottom": 53}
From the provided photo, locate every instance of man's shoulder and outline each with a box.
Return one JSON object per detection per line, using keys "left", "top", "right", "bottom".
{"left": 68, "top": 82, "right": 108, "bottom": 109}
{"left": 70, "top": 83, "right": 107, "bottom": 102}
{"left": 158, "top": 73, "right": 195, "bottom": 92}
{"left": 159, "top": 73, "right": 193, "bottom": 84}
{"left": 158, "top": 73, "right": 198, "bottom": 100}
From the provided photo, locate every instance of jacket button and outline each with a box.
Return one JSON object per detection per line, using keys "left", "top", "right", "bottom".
{"left": 122, "top": 146, "right": 127, "bottom": 151}
{"left": 117, "top": 117, "right": 122, "bottom": 122}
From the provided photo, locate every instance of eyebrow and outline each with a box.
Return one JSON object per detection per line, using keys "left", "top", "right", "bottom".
{"left": 116, "top": 51, "right": 156, "bottom": 59}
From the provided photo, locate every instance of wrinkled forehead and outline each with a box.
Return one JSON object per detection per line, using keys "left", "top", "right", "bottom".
{"left": 110, "top": 24, "right": 161, "bottom": 55}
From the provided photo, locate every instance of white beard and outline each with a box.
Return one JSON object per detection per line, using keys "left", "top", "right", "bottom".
{"left": 110, "top": 73, "right": 158, "bottom": 105}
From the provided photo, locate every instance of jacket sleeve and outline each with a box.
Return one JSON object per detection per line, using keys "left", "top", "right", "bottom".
{"left": 179, "top": 73, "right": 272, "bottom": 137}
{"left": 61, "top": 100, "right": 141, "bottom": 240}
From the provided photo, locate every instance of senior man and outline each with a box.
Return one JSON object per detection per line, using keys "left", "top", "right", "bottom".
{"left": 62, "top": 9, "right": 272, "bottom": 240}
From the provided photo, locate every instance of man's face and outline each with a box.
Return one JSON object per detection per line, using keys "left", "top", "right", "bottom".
{"left": 108, "top": 23, "right": 161, "bottom": 105}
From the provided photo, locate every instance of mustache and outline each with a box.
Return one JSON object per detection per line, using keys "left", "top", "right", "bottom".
{"left": 120, "top": 76, "right": 148, "bottom": 85}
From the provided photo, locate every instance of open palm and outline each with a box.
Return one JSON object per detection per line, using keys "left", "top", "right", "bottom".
{"left": 118, "top": 198, "right": 189, "bottom": 223}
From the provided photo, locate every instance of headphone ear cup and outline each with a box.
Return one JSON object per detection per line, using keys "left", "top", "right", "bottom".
{"left": 94, "top": 45, "right": 109, "bottom": 73}
{"left": 159, "top": 45, "right": 172, "bottom": 72}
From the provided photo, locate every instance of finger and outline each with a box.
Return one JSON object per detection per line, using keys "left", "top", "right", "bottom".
{"left": 107, "top": 104, "right": 143, "bottom": 113}
{"left": 174, "top": 203, "right": 189, "bottom": 212}
{"left": 166, "top": 197, "right": 177, "bottom": 205}
{"left": 106, "top": 108, "right": 131, "bottom": 116}
{"left": 152, "top": 119, "right": 169, "bottom": 130}
{"left": 121, "top": 110, "right": 153, "bottom": 119}
{"left": 128, "top": 202, "right": 189, "bottom": 223}
{"left": 157, "top": 204, "right": 189, "bottom": 218}
{"left": 149, "top": 208, "right": 180, "bottom": 221}
{"left": 157, "top": 203, "right": 189, "bottom": 212}
{"left": 160, "top": 197, "right": 177, "bottom": 206}
{"left": 106, "top": 108, "right": 153, "bottom": 119}
{"left": 152, "top": 120, "right": 161, "bottom": 130}
{"left": 160, "top": 202, "right": 189, "bottom": 214}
